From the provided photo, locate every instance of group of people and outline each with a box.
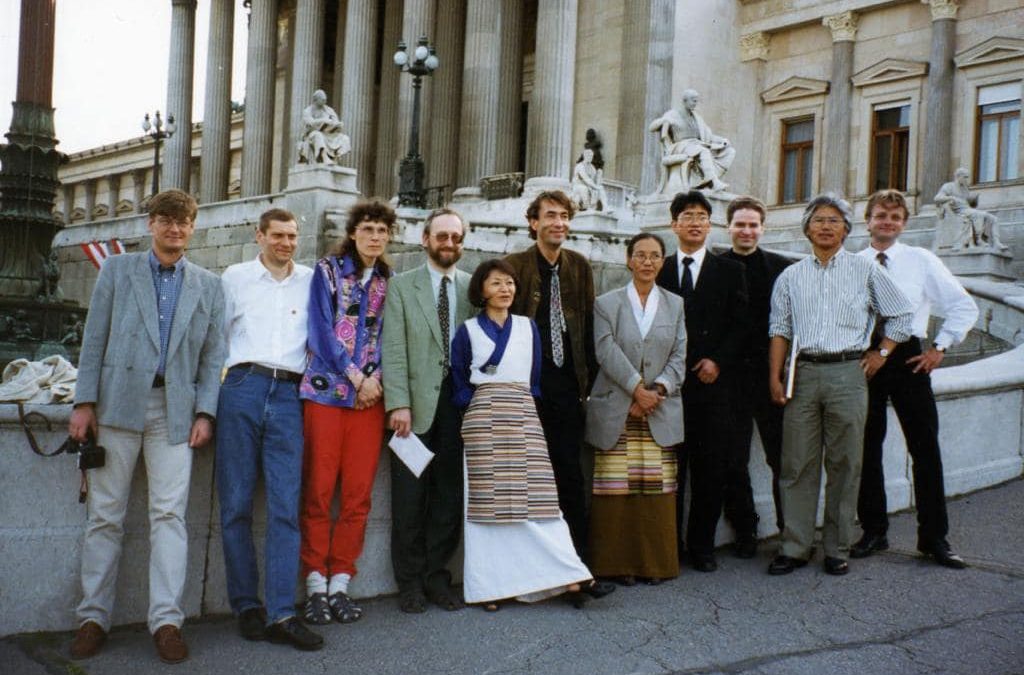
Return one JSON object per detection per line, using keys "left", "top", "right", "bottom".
{"left": 66, "top": 182, "right": 977, "bottom": 665}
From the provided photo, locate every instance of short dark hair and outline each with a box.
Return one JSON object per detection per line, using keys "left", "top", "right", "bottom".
{"left": 423, "top": 207, "right": 467, "bottom": 235}
{"left": 669, "top": 190, "right": 712, "bottom": 220}
{"left": 468, "top": 258, "right": 518, "bottom": 308}
{"left": 525, "top": 190, "right": 575, "bottom": 240}
{"left": 148, "top": 189, "right": 197, "bottom": 222}
{"left": 334, "top": 198, "right": 397, "bottom": 275}
{"left": 864, "top": 189, "right": 908, "bottom": 222}
{"left": 626, "top": 232, "right": 665, "bottom": 258}
{"left": 258, "top": 208, "right": 297, "bottom": 233}
{"left": 726, "top": 196, "right": 766, "bottom": 226}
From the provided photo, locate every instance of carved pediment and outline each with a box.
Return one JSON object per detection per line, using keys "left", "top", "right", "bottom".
{"left": 115, "top": 199, "right": 134, "bottom": 214}
{"left": 955, "top": 37, "right": 1024, "bottom": 69}
{"left": 70, "top": 207, "right": 86, "bottom": 222}
{"left": 852, "top": 59, "right": 928, "bottom": 87}
{"left": 92, "top": 203, "right": 109, "bottom": 218}
{"left": 761, "top": 76, "right": 830, "bottom": 104}
{"left": 227, "top": 179, "right": 241, "bottom": 196}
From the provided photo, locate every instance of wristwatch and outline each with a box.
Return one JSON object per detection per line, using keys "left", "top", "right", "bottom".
{"left": 878, "top": 347, "right": 890, "bottom": 358}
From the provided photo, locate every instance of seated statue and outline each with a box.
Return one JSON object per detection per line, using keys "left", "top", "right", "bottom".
{"left": 648, "top": 89, "right": 735, "bottom": 194}
{"left": 571, "top": 148, "right": 610, "bottom": 212}
{"left": 298, "top": 89, "right": 351, "bottom": 165}
{"left": 934, "top": 167, "right": 1007, "bottom": 251}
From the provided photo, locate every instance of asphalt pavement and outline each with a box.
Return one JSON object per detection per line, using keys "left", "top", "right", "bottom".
{"left": 4, "top": 478, "right": 1023, "bottom": 675}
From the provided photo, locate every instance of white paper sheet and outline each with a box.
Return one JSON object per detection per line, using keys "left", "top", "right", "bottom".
{"left": 388, "top": 432, "right": 436, "bottom": 478}
{"left": 785, "top": 335, "right": 799, "bottom": 400}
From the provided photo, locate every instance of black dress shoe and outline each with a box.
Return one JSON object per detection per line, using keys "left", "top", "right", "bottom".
{"left": 918, "top": 539, "right": 967, "bottom": 569}
{"left": 734, "top": 533, "right": 758, "bottom": 559}
{"left": 768, "top": 555, "right": 808, "bottom": 575}
{"left": 266, "top": 617, "right": 324, "bottom": 651}
{"left": 689, "top": 554, "right": 718, "bottom": 573}
{"left": 584, "top": 579, "right": 616, "bottom": 599}
{"left": 850, "top": 533, "right": 889, "bottom": 559}
{"left": 238, "top": 607, "right": 266, "bottom": 641}
{"left": 824, "top": 556, "right": 849, "bottom": 576}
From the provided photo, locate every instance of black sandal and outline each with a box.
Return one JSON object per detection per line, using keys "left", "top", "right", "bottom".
{"left": 303, "top": 593, "right": 331, "bottom": 625}
{"left": 328, "top": 591, "right": 363, "bottom": 623}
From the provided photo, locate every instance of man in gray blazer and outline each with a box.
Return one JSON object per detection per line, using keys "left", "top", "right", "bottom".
{"left": 383, "top": 208, "right": 473, "bottom": 613}
{"left": 68, "top": 189, "right": 225, "bottom": 665}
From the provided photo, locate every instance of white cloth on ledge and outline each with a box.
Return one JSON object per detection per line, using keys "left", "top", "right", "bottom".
{"left": 0, "top": 356, "right": 77, "bottom": 404}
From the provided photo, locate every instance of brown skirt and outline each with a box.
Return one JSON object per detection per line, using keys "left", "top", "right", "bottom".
{"left": 588, "top": 493, "right": 679, "bottom": 579}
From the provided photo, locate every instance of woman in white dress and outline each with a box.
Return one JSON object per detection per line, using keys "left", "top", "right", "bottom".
{"left": 450, "top": 259, "right": 595, "bottom": 611}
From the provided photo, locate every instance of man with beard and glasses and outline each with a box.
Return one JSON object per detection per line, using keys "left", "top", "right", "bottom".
{"left": 383, "top": 208, "right": 474, "bottom": 613}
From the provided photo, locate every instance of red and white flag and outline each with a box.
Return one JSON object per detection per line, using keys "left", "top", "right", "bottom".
{"left": 80, "top": 239, "right": 126, "bottom": 270}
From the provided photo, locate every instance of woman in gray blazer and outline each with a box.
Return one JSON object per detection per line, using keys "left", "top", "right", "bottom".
{"left": 585, "top": 233, "right": 687, "bottom": 584}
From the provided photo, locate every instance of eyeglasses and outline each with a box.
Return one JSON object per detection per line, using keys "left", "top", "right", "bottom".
{"left": 432, "top": 232, "right": 463, "bottom": 244}
{"left": 676, "top": 213, "right": 709, "bottom": 224}
{"left": 356, "top": 224, "right": 390, "bottom": 237}
{"left": 809, "top": 216, "right": 844, "bottom": 227}
{"left": 630, "top": 253, "right": 663, "bottom": 263}
{"left": 152, "top": 215, "right": 193, "bottom": 230}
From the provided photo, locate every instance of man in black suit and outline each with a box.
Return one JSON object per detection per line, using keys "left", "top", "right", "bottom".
{"left": 719, "top": 196, "right": 792, "bottom": 558}
{"left": 657, "top": 190, "right": 749, "bottom": 572}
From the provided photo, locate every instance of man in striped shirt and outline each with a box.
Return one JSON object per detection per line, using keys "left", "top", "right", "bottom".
{"left": 766, "top": 194, "right": 913, "bottom": 577}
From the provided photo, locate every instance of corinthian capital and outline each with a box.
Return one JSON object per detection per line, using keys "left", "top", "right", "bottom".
{"left": 923, "top": 0, "right": 960, "bottom": 21}
{"left": 823, "top": 11, "right": 859, "bottom": 43}
{"left": 739, "top": 32, "right": 770, "bottom": 62}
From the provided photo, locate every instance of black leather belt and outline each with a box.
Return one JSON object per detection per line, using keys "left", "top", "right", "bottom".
{"left": 230, "top": 362, "right": 303, "bottom": 383}
{"left": 797, "top": 350, "right": 863, "bottom": 364}
{"left": 152, "top": 374, "right": 165, "bottom": 388}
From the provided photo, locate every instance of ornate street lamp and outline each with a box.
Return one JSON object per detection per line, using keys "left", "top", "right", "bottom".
{"left": 141, "top": 111, "right": 176, "bottom": 195}
{"left": 394, "top": 35, "right": 439, "bottom": 207}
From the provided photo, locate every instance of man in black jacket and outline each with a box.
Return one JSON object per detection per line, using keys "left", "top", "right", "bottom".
{"left": 720, "top": 196, "right": 792, "bottom": 557}
{"left": 657, "top": 190, "right": 749, "bottom": 571}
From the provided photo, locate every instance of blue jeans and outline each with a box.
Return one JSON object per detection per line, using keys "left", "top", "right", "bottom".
{"left": 216, "top": 368, "right": 304, "bottom": 623}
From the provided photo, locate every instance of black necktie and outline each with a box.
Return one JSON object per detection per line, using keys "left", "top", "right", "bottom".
{"left": 876, "top": 252, "right": 888, "bottom": 267}
{"left": 681, "top": 256, "right": 695, "bottom": 298}
{"left": 439, "top": 276, "right": 451, "bottom": 375}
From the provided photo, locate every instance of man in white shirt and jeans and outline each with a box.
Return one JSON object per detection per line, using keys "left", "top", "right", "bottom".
{"left": 851, "top": 190, "right": 978, "bottom": 569}
{"left": 216, "top": 208, "right": 323, "bottom": 649}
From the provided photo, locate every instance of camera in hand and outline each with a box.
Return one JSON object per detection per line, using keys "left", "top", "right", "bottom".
{"left": 59, "top": 436, "right": 107, "bottom": 470}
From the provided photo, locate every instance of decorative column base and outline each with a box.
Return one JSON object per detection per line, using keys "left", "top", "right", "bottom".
{"left": 285, "top": 165, "right": 361, "bottom": 259}
{"left": 936, "top": 249, "right": 1014, "bottom": 282}
{"left": 523, "top": 176, "right": 572, "bottom": 198}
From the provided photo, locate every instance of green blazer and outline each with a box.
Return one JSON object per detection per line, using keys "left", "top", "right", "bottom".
{"left": 382, "top": 263, "right": 473, "bottom": 434}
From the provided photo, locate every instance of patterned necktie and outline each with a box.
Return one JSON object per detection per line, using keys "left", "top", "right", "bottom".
{"left": 439, "top": 275, "right": 451, "bottom": 375}
{"left": 876, "top": 251, "right": 888, "bottom": 267}
{"left": 550, "top": 264, "right": 566, "bottom": 368}
{"left": 872, "top": 252, "right": 888, "bottom": 345}
{"left": 681, "top": 256, "right": 695, "bottom": 298}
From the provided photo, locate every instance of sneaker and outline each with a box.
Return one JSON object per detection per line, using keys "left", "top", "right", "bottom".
{"left": 238, "top": 607, "right": 266, "bottom": 641}
{"left": 266, "top": 617, "right": 324, "bottom": 651}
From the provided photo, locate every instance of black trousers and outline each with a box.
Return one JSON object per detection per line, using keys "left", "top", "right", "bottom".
{"left": 537, "top": 367, "right": 588, "bottom": 558}
{"left": 857, "top": 339, "right": 949, "bottom": 545}
{"left": 722, "top": 362, "right": 785, "bottom": 534}
{"left": 677, "top": 376, "right": 730, "bottom": 557}
{"left": 390, "top": 377, "right": 464, "bottom": 595}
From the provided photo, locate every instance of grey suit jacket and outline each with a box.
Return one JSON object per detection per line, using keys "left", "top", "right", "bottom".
{"left": 585, "top": 285, "right": 687, "bottom": 451}
{"left": 382, "top": 264, "right": 473, "bottom": 434}
{"left": 75, "top": 252, "right": 226, "bottom": 445}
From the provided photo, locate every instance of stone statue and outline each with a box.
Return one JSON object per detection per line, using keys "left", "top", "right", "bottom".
{"left": 648, "top": 89, "right": 735, "bottom": 194}
{"left": 934, "top": 168, "right": 1007, "bottom": 251}
{"left": 11, "top": 310, "right": 34, "bottom": 342}
{"left": 297, "top": 89, "right": 351, "bottom": 165}
{"left": 60, "top": 314, "right": 84, "bottom": 346}
{"left": 571, "top": 147, "right": 610, "bottom": 212}
{"left": 36, "top": 250, "right": 62, "bottom": 301}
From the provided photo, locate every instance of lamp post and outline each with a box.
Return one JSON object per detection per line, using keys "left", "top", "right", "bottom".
{"left": 142, "top": 111, "right": 176, "bottom": 195}
{"left": 394, "top": 35, "right": 439, "bottom": 207}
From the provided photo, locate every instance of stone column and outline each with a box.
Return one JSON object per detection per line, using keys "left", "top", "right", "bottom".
{"left": 106, "top": 174, "right": 121, "bottom": 219}
{"left": 289, "top": 0, "right": 326, "bottom": 167}
{"left": 331, "top": 0, "right": 348, "bottom": 106}
{"left": 374, "top": 0, "right": 404, "bottom": 198}
{"left": 200, "top": 0, "right": 234, "bottom": 203}
{"left": 241, "top": 0, "right": 278, "bottom": 197}
{"left": 494, "top": 0, "right": 523, "bottom": 174}
{"left": 164, "top": 0, "right": 197, "bottom": 192}
{"left": 132, "top": 169, "right": 147, "bottom": 212}
{"left": 83, "top": 180, "right": 96, "bottom": 223}
{"left": 395, "top": 0, "right": 436, "bottom": 186}
{"left": 922, "top": 0, "right": 959, "bottom": 204}
{"left": 740, "top": 32, "right": 770, "bottom": 200}
{"left": 341, "top": 0, "right": 378, "bottom": 192}
{"left": 615, "top": 0, "right": 674, "bottom": 192}
{"left": 426, "top": 0, "right": 465, "bottom": 193}
{"left": 62, "top": 183, "right": 75, "bottom": 225}
{"left": 525, "top": 0, "right": 578, "bottom": 190}
{"left": 456, "top": 0, "right": 500, "bottom": 192}
{"left": 821, "top": 11, "right": 857, "bottom": 196}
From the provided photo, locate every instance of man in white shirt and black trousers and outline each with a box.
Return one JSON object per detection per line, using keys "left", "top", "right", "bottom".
{"left": 216, "top": 208, "right": 323, "bottom": 649}
{"left": 851, "top": 189, "right": 978, "bottom": 569}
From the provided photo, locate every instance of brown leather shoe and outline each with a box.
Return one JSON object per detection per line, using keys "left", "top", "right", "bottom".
{"left": 153, "top": 624, "right": 189, "bottom": 664}
{"left": 70, "top": 621, "right": 107, "bottom": 660}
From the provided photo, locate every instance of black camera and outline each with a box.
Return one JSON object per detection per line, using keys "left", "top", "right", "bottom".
{"left": 59, "top": 436, "right": 107, "bottom": 470}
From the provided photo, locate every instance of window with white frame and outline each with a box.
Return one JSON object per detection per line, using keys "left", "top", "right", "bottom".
{"left": 975, "top": 82, "right": 1020, "bottom": 183}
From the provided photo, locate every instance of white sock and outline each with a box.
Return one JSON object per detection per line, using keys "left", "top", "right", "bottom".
{"left": 328, "top": 573, "right": 351, "bottom": 595}
{"left": 306, "top": 571, "right": 327, "bottom": 596}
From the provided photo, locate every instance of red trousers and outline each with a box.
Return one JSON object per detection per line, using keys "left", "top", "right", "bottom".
{"left": 300, "top": 400, "right": 385, "bottom": 577}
